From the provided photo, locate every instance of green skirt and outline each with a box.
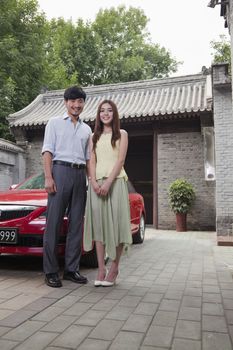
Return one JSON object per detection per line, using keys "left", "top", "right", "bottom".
{"left": 83, "top": 178, "right": 132, "bottom": 260}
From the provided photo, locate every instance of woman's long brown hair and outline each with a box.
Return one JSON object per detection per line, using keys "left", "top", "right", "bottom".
{"left": 92, "top": 100, "right": 121, "bottom": 151}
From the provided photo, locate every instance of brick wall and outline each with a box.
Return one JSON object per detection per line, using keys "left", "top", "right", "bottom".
{"left": 25, "top": 136, "right": 43, "bottom": 177}
{"left": 157, "top": 132, "right": 216, "bottom": 230}
{"left": 212, "top": 64, "right": 233, "bottom": 236}
{"left": 0, "top": 141, "right": 25, "bottom": 190}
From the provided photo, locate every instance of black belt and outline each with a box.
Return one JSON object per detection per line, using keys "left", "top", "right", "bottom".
{"left": 53, "top": 160, "right": 86, "bottom": 169}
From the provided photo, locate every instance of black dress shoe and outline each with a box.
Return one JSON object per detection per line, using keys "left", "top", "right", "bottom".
{"left": 45, "top": 273, "right": 62, "bottom": 288}
{"left": 63, "top": 271, "right": 88, "bottom": 284}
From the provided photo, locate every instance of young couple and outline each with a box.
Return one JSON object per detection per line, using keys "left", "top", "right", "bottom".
{"left": 42, "top": 85, "right": 132, "bottom": 288}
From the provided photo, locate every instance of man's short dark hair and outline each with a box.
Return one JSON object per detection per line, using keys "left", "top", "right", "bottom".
{"left": 64, "top": 86, "right": 86, "bottom": 101}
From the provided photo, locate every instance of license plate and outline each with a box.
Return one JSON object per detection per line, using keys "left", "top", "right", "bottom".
{"left": 0, "top": 228, "right": 18, "bottom": 244}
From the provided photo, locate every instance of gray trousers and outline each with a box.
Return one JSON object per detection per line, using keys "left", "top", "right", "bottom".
{"left": 43, "top": 164, "right": 86, "bottom": 274}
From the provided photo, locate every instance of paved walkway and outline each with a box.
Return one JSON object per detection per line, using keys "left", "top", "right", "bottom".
{"left": 0, "top": 228, "right": 233, "bottom": 349}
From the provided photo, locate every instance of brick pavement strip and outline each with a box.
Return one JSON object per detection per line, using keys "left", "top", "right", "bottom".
{"left": 2, "top": 320, "right": 45, "bottom": 342}
{"left": 1, "top": 229, "right": 233, "bottom": 349}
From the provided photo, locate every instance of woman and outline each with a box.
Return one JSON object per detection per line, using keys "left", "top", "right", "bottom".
{"left": 84, "top": 100, "right": 132, "bottom": 286}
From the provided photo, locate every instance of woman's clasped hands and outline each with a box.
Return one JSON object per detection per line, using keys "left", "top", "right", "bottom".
{"left": 91, "top": 179, "right": 112, "bottom": 196}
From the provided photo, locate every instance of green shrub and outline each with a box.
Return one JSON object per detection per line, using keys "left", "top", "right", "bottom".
{"left": 168, "top": 179, "right": 195, "bottom": 214}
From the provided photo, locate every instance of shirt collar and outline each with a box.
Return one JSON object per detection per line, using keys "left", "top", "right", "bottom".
{"left": 63, "top": 112, "right": 82, "bottom": 124}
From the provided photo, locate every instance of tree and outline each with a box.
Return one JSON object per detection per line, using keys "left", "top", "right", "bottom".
{"left": 211, "top": 34, "right": 231, "bottom": 70}
{"left": 90, "top": 6, "right": 178, "bottom": 84}
{"left": 44, "top": 18, "right": 101, "bottom": 89}
{"left": 45, "top": 5, "right": 178, "bottom": 87}
{"left": 0, "top": 0, "right": 48, "bottom": 139}
{"left": 0, "top": 3, "right": 179, "bottom": 139}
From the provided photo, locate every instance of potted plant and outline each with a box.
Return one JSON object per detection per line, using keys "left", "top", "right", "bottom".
{"left": 168, "top": 178, "right": 196, "bottom": 232}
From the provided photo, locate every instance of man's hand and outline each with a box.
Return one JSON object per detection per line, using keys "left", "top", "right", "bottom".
{"left": 45, "top": 177, "right": 57, "bottom": 194}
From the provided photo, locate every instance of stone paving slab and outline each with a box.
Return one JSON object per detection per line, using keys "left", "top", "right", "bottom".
{"left": 0, "top": 229, "right": 233, "bottom": 349}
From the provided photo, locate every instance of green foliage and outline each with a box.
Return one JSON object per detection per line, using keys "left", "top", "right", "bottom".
{"left": 168, "top": 179, "right": 196, "bottom": 214}
{"left": 0, "top": 0, "right": 48, "bottom": 139}
{"left": 90, "top": 6, "right": 178, "bottom": 84}
{"left": 211, "top": 35, "right": 231, "bottom": 72}
{"left": 0, "top": 78, "right": 16, "bottom": 140}
{"left": 45, "top": 5, "right": 178, "bottom": 87}
{"left": 0, "top": 2, "right": 179, "bottom": 139}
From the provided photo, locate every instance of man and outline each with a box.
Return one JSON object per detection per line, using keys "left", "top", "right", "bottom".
{"left": 42, "top": 86, "right": 91, "bottom": 287}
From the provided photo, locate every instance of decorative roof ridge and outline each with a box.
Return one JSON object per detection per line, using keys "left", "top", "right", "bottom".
{"left": 8, "top": 72, "right": 212, "bottom": 128}
{"left": 0, "top": 138, "right": 25, "bottom": 153}
{"left": 42, "top": 73, "right": 208, "bottom": 98}
{"left": 8, "top": 94, "right": 43, "bottom": 121}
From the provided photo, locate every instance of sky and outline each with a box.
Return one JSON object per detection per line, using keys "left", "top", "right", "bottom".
{"left": 37, "top": 0, "right": 229, "bottom": 77}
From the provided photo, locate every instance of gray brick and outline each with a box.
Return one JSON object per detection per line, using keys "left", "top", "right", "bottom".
{"left": 105, "top": 305, "right": 133, "bottom": 321}
{"left": 0, "top": 310, "right": 37, "bottom": 327}
{"left": 159, "top": 299, "right": 180, "bottom": 312}
{"left": 178, "top": 306, "right": 201, "bottom": 321}
{"left": 181, "top": 296, "right": 202, "bottom": 308}
{"left": 2, "top": 320, "right": 45, "bottom": 341}
{"left": 104, "top": 289, "right": 128, "bottom": 300}
{"left": 152, "top": 311, "right": 177, "bottom": 327}
{"left": 109, "top": 331, "right": 144, "bottom": 350}
{"left": 203, "top": 293, "right": 222, "bottom": 303}
{"left": 172, "top": 338, "right": 201, "bottom": 350}
{"left": 24, "top": 298, "right": 57, "bottom": 311}
{"left": 51, "top": 325, "right": 91, "bottom": 348}
{"left": 77, "top": 338, "right": 110, "bottom": 350}
{"left": 223, "top": 298, "right": 233, "bottom": 310}
{"left": 122, "top": 314, "right": 152, "bottom": 332}
{"left": 202, "top": 303, "right": 224, "bottom": 316}
{"left": 41, "top": 315, "right": 77, "bottom": 332}
{"left": 175, "top": 320, "right": 201, "bottom": 340}
{"left": 203, "top": 285, "right": 220, "bottom": 294}
{"left": 221, "top": 290, "right": 233, "bottom": 299}
{"left": 202, "top": 315, "right": 228, "bottom": 333}
{"left": 142, "top": 293, "right": 163, "bottom": 303}
{"left": 184, "top": 288, "right": 202, "bottom": 297}
{"left": 118, "top": 295, "right": 141, "bottom": 307}
{"left": 75, "top": 310, "right": 107, "bottom": 326}
{"left": 134, "top": 302, "right": 159, "bottom": 316}
{"left": 89, "top": 319, "right": 123, "bottom": 341}
{"left": 92, "top": 299, "right": 118, "bottom": 311}
{"left": 13, "top": 331, "right": 58, "bottom": 350}
{"left": 31, "top": 306, "right": 64, "bottom": 322}
{"left": 143, "top": 325, "right": 173, "bottom": 347}
{"left": 202, "top": 332, "right": 232, "bottom": 350}
{"left": 63, "top": 302, "right": 92, "bottom": 316}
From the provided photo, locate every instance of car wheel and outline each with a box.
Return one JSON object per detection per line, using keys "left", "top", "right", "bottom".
{"left": 80, "top": 247, "right": 98, "bottom": 268}
{"left": 80, "top": 246, "right": 109, "bottom": 268}
{"left": 133, "top": 215, "right": 145, "bottom": 244}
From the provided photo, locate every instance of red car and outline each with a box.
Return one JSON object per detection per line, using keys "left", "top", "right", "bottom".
{"left": 0, "top": 173, "right": 146, "bottom": 267}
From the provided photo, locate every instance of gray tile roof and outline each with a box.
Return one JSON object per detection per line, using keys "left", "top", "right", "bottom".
{"left": 0, "top": 138, "right": 24, "bottom": 153}
{"left": 8, "top": 73, "right": 212, "bottom": 128}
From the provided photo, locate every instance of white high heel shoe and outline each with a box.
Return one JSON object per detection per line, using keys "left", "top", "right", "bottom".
{"left": 101, "top": 270, "right": 119, "bottom": 287}
{"left": 94, "top": 269, "right": 108, "bottom": 287}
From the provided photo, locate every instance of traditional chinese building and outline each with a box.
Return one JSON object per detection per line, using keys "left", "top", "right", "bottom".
{"left": 8, "top": 71, "right": 217, "bottom": 231}
{"left": 209, "top": 0, "right": 233, "bottom": 242}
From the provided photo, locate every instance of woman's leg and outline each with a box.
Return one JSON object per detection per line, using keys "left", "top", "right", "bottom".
{"left": 105, "top": 243, "right": 123, "bottom": 282}
{"left": 95, "top": 241, "right": 107, "bottom": 280}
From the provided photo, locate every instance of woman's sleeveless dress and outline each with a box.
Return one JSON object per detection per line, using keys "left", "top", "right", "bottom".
{"left": 83, "top": 133, "right": 132, "bottom": 260}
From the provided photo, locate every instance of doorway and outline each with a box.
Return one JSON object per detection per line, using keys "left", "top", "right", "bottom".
{"left": 125, "top": 135, "right": 153, "bottom": 224}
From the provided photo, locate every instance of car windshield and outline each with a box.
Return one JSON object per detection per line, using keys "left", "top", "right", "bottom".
{"left": 17, "top": 173, "right": 45, "bottom": 190}
{"left": 17, "top": 173, "right": 137, "bottom": 193}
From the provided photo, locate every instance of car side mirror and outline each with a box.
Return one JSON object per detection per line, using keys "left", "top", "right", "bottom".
{"left": 9, "top": 184, "right": 18, "bottom": 190}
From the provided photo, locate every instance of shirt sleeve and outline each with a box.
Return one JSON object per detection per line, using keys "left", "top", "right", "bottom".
{"left": 41, "top": 119, "right": 56, "bottom": 155}
{"left": 85, "top": 128, "right": 92, "bottom": 161}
